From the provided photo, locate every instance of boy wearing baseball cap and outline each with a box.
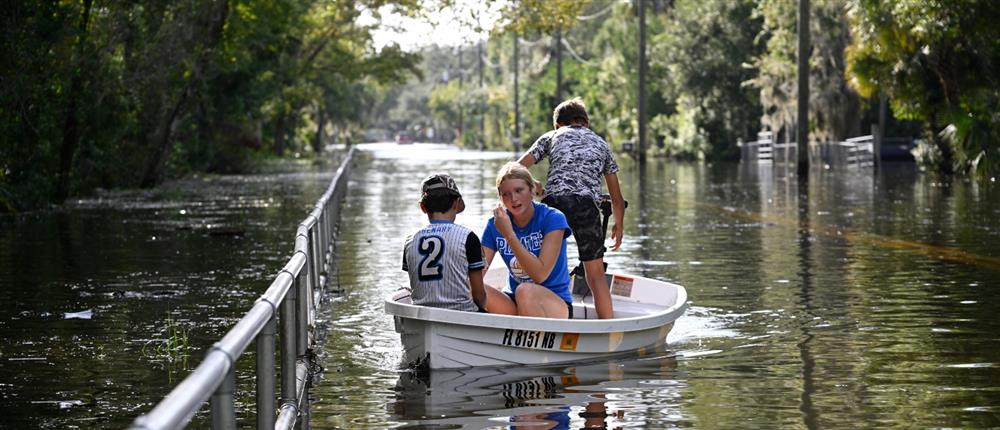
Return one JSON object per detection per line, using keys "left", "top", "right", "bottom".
{"left": 402, "top": 174, "right": 487, "bottom": 312}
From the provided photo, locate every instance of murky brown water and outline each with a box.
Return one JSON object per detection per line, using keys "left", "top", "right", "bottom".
{"left": 2, "top": 144, "right": 998, "bottom": 428}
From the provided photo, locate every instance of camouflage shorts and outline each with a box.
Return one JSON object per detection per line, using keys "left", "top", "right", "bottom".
{"left": 542, "top": 195, "right": 605, "bottom": 262}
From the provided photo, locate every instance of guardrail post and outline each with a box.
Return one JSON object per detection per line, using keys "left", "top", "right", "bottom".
{"left": 296, "top": 263, "right": 311, "bottom": 430}
{"left": 310, "top": 226, "right": 321, "bottom": 291}
{"left": 256, "top": 313, "right": 277, "bottom": 429}
{"left": 316, "top": 210, "right": 328, "bottom": 300}
{"left": 297, "top": 270, "right": 309, "bottom": 355}
{"left": 210, "top": 366, "right": 236, "bottom": 430}
{"left": 320, "top": 208, "right": 329, "bottom": 264}
{"left": 300, "top": 392, "right": 311, "bottom": 430}
{"left": 281, "top": 282, "right": 298, "bottom": 409}
{"left": 324, "top": 209, "right": 332, "bottom": 272}
{"left": 307, "top": 225, "right": 319, "bottom": 326}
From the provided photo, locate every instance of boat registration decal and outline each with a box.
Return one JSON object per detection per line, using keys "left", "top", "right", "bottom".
{"left": 559, "top": 333, "right": 580, "bottom": 351}
{"left": 501, "top": 329, "right": 558, "bottom": 349}
{"left": 611, "top": 275, "right": 634, "bottom": 297}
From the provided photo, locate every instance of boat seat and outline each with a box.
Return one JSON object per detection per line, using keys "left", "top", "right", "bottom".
{"left": 571, "top": 295, "right": 663, "bottom": 320}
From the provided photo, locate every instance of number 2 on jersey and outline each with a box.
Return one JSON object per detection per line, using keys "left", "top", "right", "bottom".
{"left": 417, "top": 236, "right": 444, "bottom": 281}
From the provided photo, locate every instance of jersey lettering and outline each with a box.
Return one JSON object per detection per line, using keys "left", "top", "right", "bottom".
{"left": 417, "top": 236, "right": 444, "bottom": 281}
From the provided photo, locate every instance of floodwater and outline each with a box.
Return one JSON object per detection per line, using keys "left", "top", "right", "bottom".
{"left": 310, "top": 143, "right": 1000, "bottom": 429}
{"left": 0, "top": 157, "right": 343, "bottom": 428}
{"left": 2, "top": 143, "right": 998, "bottom": 428}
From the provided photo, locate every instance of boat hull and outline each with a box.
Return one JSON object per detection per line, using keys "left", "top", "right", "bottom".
{"left": 396, "top": 313, "right": 675, "bottom": 368}
{"left": 387, "top": 271, "right": 687, "bottom": 369}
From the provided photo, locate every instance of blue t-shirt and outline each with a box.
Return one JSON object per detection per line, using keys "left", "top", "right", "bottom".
{"left": 482, "top": 202, "right": 572, "bottom": 303}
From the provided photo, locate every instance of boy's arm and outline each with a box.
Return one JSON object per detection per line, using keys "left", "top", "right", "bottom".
{"left": 519, "top": 132, "right": 548, "bottom": 168}
{"left": 516, "top": 153, "right": 544, "bottom": 196}
{"left": 469, "top": 269, "right": 487, "bottom": 310}
{"left": 517, "top": 153, "right": 546, "bottom": 197}
{"left": 516, "top": 152, "right": 536, "bottom": 168}
{"left": 605, "top": 172, "right": 626, "bottom": 251}
{"left": 466, "top": 232, "right": 488, "bottom": 310}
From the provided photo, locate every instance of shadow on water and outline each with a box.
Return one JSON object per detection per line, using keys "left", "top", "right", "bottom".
{"left": 795, "top": 169, "right": 818, "bottom": 430}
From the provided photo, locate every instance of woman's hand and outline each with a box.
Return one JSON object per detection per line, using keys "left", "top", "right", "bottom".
{"left": 493, "top": 203, "right": 514, "bottom": 237}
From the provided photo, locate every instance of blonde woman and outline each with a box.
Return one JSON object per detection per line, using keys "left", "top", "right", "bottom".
{"left": 481, "top": 162, "right": 573, "bottom": 319}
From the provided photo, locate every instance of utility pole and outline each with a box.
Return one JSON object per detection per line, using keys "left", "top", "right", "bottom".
{"left": 876, "top": 92, "right": 887, "bottom": 170}
{"left": 637, "top": 0, "right": 647, "bottom": 164}
{"left": 555, "top": 30, "right": 563, "bottom": 103}
{"left": 478, "top": 39, "right": 485, "bottom": 150}
{"left": 796, "top": 0, "right": 810, "bottom": 178}
{"left": 513, "top": 33, "right": 521, "bottom": 152}
{"left": 458, "top": 46, "right": 464, "bottom": 143}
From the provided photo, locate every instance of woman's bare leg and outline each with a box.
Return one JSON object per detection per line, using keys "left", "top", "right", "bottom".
{"left": 484, "top": 286, "right": 517, "bottom": 315}
{"left": 514, "top": 283, "right": 569, "bottom": 319}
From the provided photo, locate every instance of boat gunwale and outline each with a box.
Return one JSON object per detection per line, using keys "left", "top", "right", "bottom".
{"left": 384, "top": 284, "right": 688, "bottom": 334}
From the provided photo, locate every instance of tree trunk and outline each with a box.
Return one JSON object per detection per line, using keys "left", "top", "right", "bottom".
{"left": 273, "top": 110, "right": 286, "bottom": 156}
{"left": 141, "top": 89, "right": 189, "bottom": 188}
{"left": 313, "top": 105, "right": 324, "bottom": 154}
{"left": 56, "top": 0, "right": 94, "bottom": 202}
{"left": 140, "top": 0, "right": 229, "bottom": 188}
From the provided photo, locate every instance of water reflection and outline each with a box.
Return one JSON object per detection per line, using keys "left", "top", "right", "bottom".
{"left": 393, "top": 352, "right": 680, "bottom": 429}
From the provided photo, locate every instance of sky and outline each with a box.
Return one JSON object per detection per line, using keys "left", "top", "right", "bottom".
{"left": 359, "top": 2, "right": 504, "bottom": 52}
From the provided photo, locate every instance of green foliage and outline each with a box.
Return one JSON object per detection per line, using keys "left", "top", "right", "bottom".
{"left": 650, "top": 0, "right": 763, "bottom": 159}
{"left": 5, "top": 0, "right": 998, "bottom": 210}
{"left": 0, "top": 0, "right": 422, "bottom": 211}
{"left": 495, "top": 0, "right": 581, "bottom": 34}
{"left": 141, "top": 312, "right": 191, "bottom": 382}
{"left": 428, "top": 80, "right": 464, "bottom": 141}
{"left": 846, "top": 0, "right": 1000, "bottom": 178}
{"left": 578, "top": 3, "right": 643, "bottom": 149}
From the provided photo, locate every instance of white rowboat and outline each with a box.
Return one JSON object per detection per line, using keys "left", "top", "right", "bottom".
{"left": 385, "top": 268, "right": 688, "bottom": 369}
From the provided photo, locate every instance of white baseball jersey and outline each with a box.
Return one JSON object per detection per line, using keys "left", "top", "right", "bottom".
{"left": 402, "top": 220, "right": 484, "bottom": 312}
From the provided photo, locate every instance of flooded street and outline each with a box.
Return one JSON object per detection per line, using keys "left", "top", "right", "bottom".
{"left": 2, "top": 143, "right": 999, "bottom": 428}
{"left": 0, "top": 158, "right": 343, "bottom": 428}
{"left": 310, "top": 143, "right": 1000, "bottom": 428}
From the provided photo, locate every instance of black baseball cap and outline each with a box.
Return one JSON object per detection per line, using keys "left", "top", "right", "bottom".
{"left": 421, "top": 174, "right": 461, "bottom": 197}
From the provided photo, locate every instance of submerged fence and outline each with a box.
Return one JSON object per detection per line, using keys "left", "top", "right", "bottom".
{"left": 739, "top": 130, "right": 881, "bottom": 168}
{"left": 130, "top": 147, "right": 355, "bottom": 430}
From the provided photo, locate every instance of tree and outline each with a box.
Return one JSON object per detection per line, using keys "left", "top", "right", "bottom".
{"left": 750, "top": 0, "right": 864, "bottom": 146}
{"left": 649, "top": 0, "right": 764, "bottom": 159}
{"left": 0, "top": 0, "right": 423, "bottom": 211}
{"left": 847, "top": 0, "right": 1000, "bottom": 178}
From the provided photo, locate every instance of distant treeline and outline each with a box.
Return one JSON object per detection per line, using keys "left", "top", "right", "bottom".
{"left": 394, "top": 1, "right": 999, "bottom": 181}
{"left": 1, "top": 0, "right": 420, "bottom": 211}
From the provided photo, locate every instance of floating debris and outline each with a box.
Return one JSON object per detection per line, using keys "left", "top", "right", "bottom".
{"left": 63, "top": 310, "right": 93, "bottom": 320}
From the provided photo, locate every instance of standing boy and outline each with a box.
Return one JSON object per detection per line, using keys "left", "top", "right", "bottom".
{"left": 518, "top": 98, "right": 625, "bottom": 319}
{"left": 402, "top": 173, "right": 487, "bottom": 312}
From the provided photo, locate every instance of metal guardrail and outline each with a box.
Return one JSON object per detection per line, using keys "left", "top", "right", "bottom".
{"left": 130, "top": 147, "right": 355, "bottom": 430}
